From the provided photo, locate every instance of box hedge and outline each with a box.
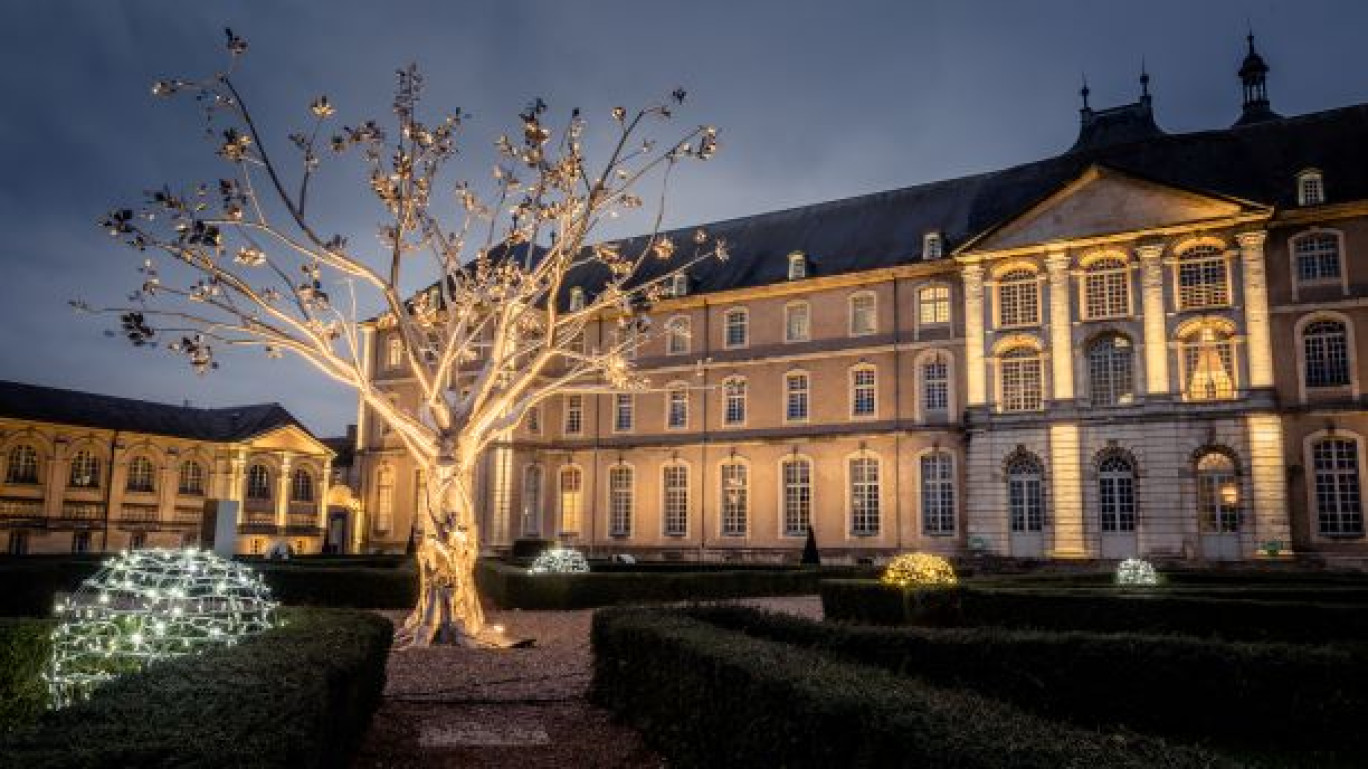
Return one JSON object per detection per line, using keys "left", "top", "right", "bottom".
{"left": 0, "top": 608, "right": 392, "bottom": 768}
{"left": 591, "top": 608, "right": 1232, "bottom": 768}
{"left": 683, "top": 604, "right": 1367, "bottom": 758}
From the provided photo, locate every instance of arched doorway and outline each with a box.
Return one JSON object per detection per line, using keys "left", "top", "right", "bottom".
{"left": 1097, "top": 453, "right": 1138, "bottom": 559}
{"left": 324, "top": 483, "right": 358, "bottom": 554}
{"left": 1006, "top": 452, "right": 1046, "bottom": 557}
{"left": 1195, "top": 451, "right": 1241, "bottom": 560}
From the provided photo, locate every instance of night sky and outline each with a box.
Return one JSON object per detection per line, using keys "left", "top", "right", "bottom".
{"left": 1, "top": 0, "right": 1364, "bottom": 437}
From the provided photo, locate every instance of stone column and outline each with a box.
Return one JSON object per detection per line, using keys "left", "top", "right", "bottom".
{"left": 963, "top": 264, "right": 987, "bottom": 407}
{"left": 1045, "top": 251, "right": 1074, "bottom": 401}
{"left": 1048, "top": 422, "right": 1086, "bottom": 557}
{"left": 276, "top": 453, "right": 293, "bottom": 529}
{"left": 1135, "top": 244, "right": 1169, "bottom": 396}
{"left": 1237, "top": 231, "right": 1274, "bottom": 390}
{"left": 44, "top": 439, "right": 67, "bottom": 518}
{"left": 1245, "top": 413, "right": 1291, "bottom": 555}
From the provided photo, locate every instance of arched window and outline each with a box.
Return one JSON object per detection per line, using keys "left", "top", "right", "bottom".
{"left": 719, "top": 460, "right": 748, "bottom": 536}
{"left": 1293, "top": 232, "right": 1341, "bottom": 283}
{"left": 1297, "top": 169, "right": 1325, "bottom": 206}
{"left": 724, "top": 308, "right": 749, "bottom": 348}
{"left": 781, "top": 456, "right": 812, "bottom": 537}
{"left": 126, "top": 456, "right": 156, "bottom": 493}
{"left": 246, "top": 464, "right": 272, "bottom": 500}
{"left": 918, "top": 284, "right": 950, "bottom": 326}
{"left": 662, "top": 462, "right": 689, "bottom": 537}
{"left": 849, "top": 292, "right": 877, "bottom": 336}
{"left": 178, "top": 460, "right": 205, "bottom": 495}
{"left": 374, "top": 464, "right": 394, "bottom": 532}
{"left": 921, "top": 452, "right": 956, "bottom": 535}
{"left": 558, "top": 466, "right": 583, "bottom": 535}
{"left": 666, "top": 384, "right": 689, "bottom": 430}
{"left": 1303, "top": 319, "right": 1351, "bottom": 389}
{"left": 608, "top": 464, "right": 634, "bottom": 538}
{"left": 1181, "top": 324, "right": 1236, "bottom": 401}
{"left": 521, "top": 465, "right": 543, "bottom": 537}
{"left": 849, "top": 454, "right": 881, "bottom": 536}
{"left": 666, "top": 316, "right": 690, "bottom": 355}
{"left": 1083, "top": 257, "right": 1130, "bottom": 318}
{"left": 921, "top": 352, "right": 950, "bottom": 415}
{"left": 5, "top": 444, "right": 38, "bottom": 484}
{"left": 997, "top": 269, "right": 1040, "bottom": 327}
{"left": 69, "top": 450, "right": 101, "bottom": 489}
{"left": 1312, "top": 438, "right": 1363, "bottom": 536}
{"left": 1000, "top": 347, "right": 1044, "bottom": 412}
{"left": 785, "top": 371, "right": 810, "bottom": 422}
{"left": 851, "top": 365, "right": 877, "bottom": 417}
{"left": 784, "top": 301, "right": 811, "bottom": 342}
{"left": 1097, "top": 454, "right": 1136, "bottom": 532}
{"left": 1196, "top": 452, "right": 1239, "bottom": 533}
{"left": 290, "top": 468, "right": 315, "bottom": 503}
{"left": 723, "top": 377, "right": 747, "bottom": 425}
{"left": 1088, "top": 334, "right": 1134, "bottom": 406}
{"left": 1007, "top": 454, "right": 1045, "bottom": 533}
{"left": 1177, "top": 245, "right": 1230, "bottom": 309}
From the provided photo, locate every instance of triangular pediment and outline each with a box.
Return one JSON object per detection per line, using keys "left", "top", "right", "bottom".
{"left": 246, "top": 425, "right": 334, "bottom": 457}
{"left": 964, "top": 166, "right": 1261, "bottom": 253}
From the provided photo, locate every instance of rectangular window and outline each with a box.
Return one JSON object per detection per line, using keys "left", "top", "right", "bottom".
{"left": 785, "top": 373, "right": 810, "bottom": 422}
{"left": 525, "top": 406, "right": 541, "bottom": 434}
{"left": 1295, "top": 234, "right": 1341, "bottom": 283}
{"left": 850, "top": 457, "right": 880, "bottom": 536}
{"left": 724, "top": 310, "right": 748, "bottom": 348}
{"left": 521, "top": 466, "right": 542, "bottom": 537}
{"left": 614, "top": 393, "right": 634, "bottom": 433}
{"left": 1300, "top": 175, "right": 1325, "bottom": 206}
{"left": 667, "top": 388, "right": 689, "bottom": 429}
{"left": 666, "top": 318, "right": 690, "bottom": 355}
{"left": 386, "top": 336, "right": 403, "bottom": 369}
{"left": 922, "top": 359, "right": 949, "bottom": 413}
{"left": 662, "top": 465, "right": 689, "bottom": 536}
{"left": 724, "top": 379, "right": 747, "bottom": 425}
{"left": 1183, "top": 338, "right": 1235, "bottom": 401}
{"left": 559, "top": 468, "right": 582, "bottom": 534}
{"left": 921, "top": 453, "right": 956, "bottom": 535}
{"left": 376, "top": 483, "right": 394, "bottom": 533}
{"left": 1084, "top": 266, "right": 1129, "bottom": 318}
{"left": 918, "top": 286, "right": 950, "bottom": 326}
{"left": 1001, "top": 354, "right": 1044, "bottom": 412}
{"left": 609, "top": 466, "right": 633, "bottom": 538}
{"left": 1315, "top": 439, "right": 1363, "bottom": 536}
{"left": 1178, "top": 256, "right": 1230, "bottom": 308}
{"left": 850, "top": 294, "right": 877, "bottom": 335}
{"left": 720, "top": 463, "right": 748, "bottom": 536}
{"left": 782, "top": 459, "right": 812, "bottom": 537}
{"left": 998, "top": 275, "right": 1040, "bottom": 327}
{"left": 71, "top": 531, "right": 91, "bottom": 554}
{"left": 852, "top": 368, "right": 877, "bottom": 417}
{"left": 785, "top": 303, "right": 810, "bottom": 342}
{"left": 564, "top": 395, "right": 584, "bottom": 436}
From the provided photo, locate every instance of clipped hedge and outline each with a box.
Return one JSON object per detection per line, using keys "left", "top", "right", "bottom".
{"left": 477, "top": 559, "right": 822, "bottom": 609}
{"left": 0, "top": 618, "right": 55, "bottom": 733}
{"left": 0, "top": 608, "right": 392, "bottom": 768}
{"left": 255, "top": 564, "right": 417, "bottom": 609}
{"left": 591, "top": 608, "right": 1231, "bottom": 768}
{"left": 684, "top": 605, "right": 1367, "bottom": 758}
{"left": 0, "top": 559, "right": 101, "bottom": 617}
{"left": 821, "top": 580, "right": 1368, "bottom": 643}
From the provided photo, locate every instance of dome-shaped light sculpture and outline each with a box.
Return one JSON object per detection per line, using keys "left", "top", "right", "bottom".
{"left": 880, "top": 552, "right": 958, "bottom": 589}
{"left": 46, "top": 548, "right": 278, "bottom": 708}
{"left": 1115, "top": 557, "right": 1160, "bottom": 587}
{"left": 527, "top": 547, "right": 590, "bottom": 574}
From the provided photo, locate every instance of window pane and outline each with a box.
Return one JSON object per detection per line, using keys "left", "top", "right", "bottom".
{"left": 720, "top": 463, "right": 748, "bottom": 536}
{"left": 782, "top": 459, "right": 812, "bottom": 537}
{"left": 921, "top": 453, "right": 955, "bottom": 535}
{"left": 998, "top": 271, "right": 1040, "bottom": 327}
{"left": 1295, "top": 234, "right": 1340, "bottom": 282}
{"left": 1315, "top": 439, "right": 1363, "bottom": 536}
{"left": 609, "top": 466, "right": 633, "bottom": 537}
{"left": 1304, "top": 320, "right": 1351, "bottom": 388}
{"left": 663, "top": 465, "right": 689, "bottom": 536}
{"left": 850, "top": 457, "right": 880, "bottom": 535}
{"left": 1178, "top": 247, "right": 1230, "bottom": 308}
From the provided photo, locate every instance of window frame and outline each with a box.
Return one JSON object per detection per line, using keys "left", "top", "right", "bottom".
{"left": 848, "top": 291, "right": 878, "bottom": 336}
{"left": 1006, "top": 453, "right": 1047, "bottom": 533}
{"left": 558, "top": 464, "right": 584, "bottom": 536}
{"left": 998, "top": 345, "right": 1045, "bottom": 412}
{"left": 920, "top": 450, "right": 956, "bottom": 536}
{"left": 563, "top": 394, "right": 584, "bottom": 436}
{"left": 665, "top": 383, "right": 690, "bottom": 431}
{"left": 787, "top": 252, "right": 807, "bottom": 280}
{"left": 916, "top": 283, "right": 951, "bottom": 329}
{"left": 722, "top": 376, "right": 747, "bottom": 426}
{"left": 1288, "top": 229, "right": 1347, "bottom": 298}
{"left": 779, "top": 455, "right": 813, "bottom": 538}
{"left": 718, "top": 459, "right": 749, "bottom": 537}
{"left": 847, "top": 452, "right": 881, "bottom": 537}
{"left": 1087, "top": 333, "right": 1136, "bottom": 407}
{"left": 850, "top": 364, "right": 878, "bottom": 419}
{"left": 784, "top": 370, "right": 810, "bottom": 423}
{"left": 995, "top": 268, "right": 1042, "bottom": 329}
{"left": 661, "top": 461, "right": 690, "bottom": 537}
{"left": 290, "top": 467, "right": 315, "bottom": 503}
{"left": 246, "top": 463, "right": 272, "bottom": 501}
{"left": 723, "top": 307, "right": 749, "bottom": 349}
{"left": 1178, "top": 322, "right": 1238, "bottom": 402}
{"left": 177, "top": 459, "right": 205, "bottom": 496}
{"left": 1174, "top": 244, "right": 1233, "bottom": 310}
{"left": 607, "top": 463, "right": 634, "bottom": 538}
{"left": 613, "top": 392, "right": 635, "bottom": 434}
{"left": 125, "top": 455, "right": 157, "bottom": 494}
{"left": 5, "top": 444, "right": 39, "bottom": 485}
{"left": 784, "top": 301, "right": 811, "bottom": 343}
{"left": 1305, "top": 432, "right": 1365, "bottom": 539}
{"left": 1097, "top": 453, "right": 1137, "bottom": 533}
{"left": 69, "top": 449, "right": 102, "bottom": 490}
{"left": 665, "top": 315, "right": 691, "bottom": 355}
{"left": 1297, "top": 169, "right": 1325, "bottom": 207}
{"left": 1080, "top": 255, "right": 1132, "bottom": 320}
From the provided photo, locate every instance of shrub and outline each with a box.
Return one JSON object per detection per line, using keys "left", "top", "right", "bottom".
{"left": 591, "top": 608, "right": 1232, "bottom": 768}
{"left": 0, "top": 619, "right": 54, "bottom": 733}
{"left": 0, "top": 608, "right": 392, "bottom": 768}
{"left": 255, "top": 564, "right": 417, "bottom": 608}
{"left": 683, "top": 605, "right": 1367, "bottom": 759}
{"left": 880, "top": 552, "right": 957, "bottom": 588}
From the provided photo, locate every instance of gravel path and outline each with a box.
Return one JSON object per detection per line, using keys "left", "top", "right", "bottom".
{"left": 353, "top": 596, "right": 822, "bottom": 768}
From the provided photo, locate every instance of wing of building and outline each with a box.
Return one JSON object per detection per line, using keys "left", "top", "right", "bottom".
{"left": 0, "top": 380, "right": 335, "bottom": 555}
{"left": 356, "top": 37, "right": 1368, "bottom": 568}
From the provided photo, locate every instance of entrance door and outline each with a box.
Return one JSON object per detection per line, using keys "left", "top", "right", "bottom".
{"left": 1196, "top": 452, "right": 1241, "bottom": 560}
{"left": 1098, "top": 455, "right": 1138, "bottom": 559}
{"left": 1007, "top": 455, "right": 1046, "bottom": 558}
{"left": 325, "top": 509, "right": 349, "bottom": 554}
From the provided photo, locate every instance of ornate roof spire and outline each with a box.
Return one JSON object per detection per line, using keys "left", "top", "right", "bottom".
{"left": 1235, "top": 29, "right": 1279, "bottom": 126}
{"left": 1139, "top": 58, "right": 1151, "bottom": 102}
{"left": 1080, "top": 72, "right": 1091, "bottom": 111}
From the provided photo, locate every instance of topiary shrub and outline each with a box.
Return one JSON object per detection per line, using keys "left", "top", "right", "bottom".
{"left": 881, "top": 552, "right": 957, "bottom": 588}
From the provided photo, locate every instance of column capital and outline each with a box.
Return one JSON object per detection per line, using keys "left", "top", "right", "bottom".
{"left": 961, "top": 263, "right": 984, "bottom": 281}
{"left": 1235, "top": 230, "right": 1268, "bottom": 251}
{"left": 1134, "top": 243, "right": 1165, "bottom": 261}
{"left": 1045, "top": 250, "right": 1071, "bottom": 272}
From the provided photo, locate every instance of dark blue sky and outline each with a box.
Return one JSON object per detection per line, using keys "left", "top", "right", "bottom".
{"left": 1, "top": 0, "right": 1363, "bottom": 436}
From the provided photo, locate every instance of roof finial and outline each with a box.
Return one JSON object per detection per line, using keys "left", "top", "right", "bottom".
{"left": 1140, "top": 57, "right": 1150, "bottom": 99}
{"left": 1080, "top": 72, "right": 1091, "bottom": 110}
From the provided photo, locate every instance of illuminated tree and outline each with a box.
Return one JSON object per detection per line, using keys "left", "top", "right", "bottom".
{"left": 83, "top": 29, "right": 722, "bottom": 647}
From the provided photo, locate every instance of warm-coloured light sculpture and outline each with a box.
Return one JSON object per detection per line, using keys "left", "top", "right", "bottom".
{"left": 880, "top": 552, "right": 958, "bottom": 588}
{"left": 527, "top": 547, "right": 590, "bottom": 574}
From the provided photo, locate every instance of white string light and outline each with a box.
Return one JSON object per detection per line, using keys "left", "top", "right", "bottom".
{"left": 46, "top": 548, "right": 278, "bottom": 709}
{"left": 1115, "top": 557, "right": 1160, "bottom": 586}
{"left": 527, "top": 547, "right": 590, "bottom": 574}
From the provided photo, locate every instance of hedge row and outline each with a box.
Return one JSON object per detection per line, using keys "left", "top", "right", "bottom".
{"left": 0, "top": 618, "right": 54, "bottom": 733}
{"left": 820, "top": 580, "right": 1368, "bottom": 643}
{"left": 590, "top": 608, "right": 1231, "bottom": 768}
{"left": 476, "top": 559, "right": 822, "bottom": 609}
{"left": 684, "top": 605, "right": 1366, "bottom": 757}
{"left": 0, "top": 608, "right": 392, "bottom": 768}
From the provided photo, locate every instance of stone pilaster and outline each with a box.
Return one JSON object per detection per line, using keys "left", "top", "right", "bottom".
{"left": 1237, "top": 231, "right": 1274, "bottom": 389}
{"left": 1048, "top": 422, "right": 1086, "bottom": 557}
{"left": 1135, "top": 244, "right": 1169, "bottom": 397}
{"left": 963, "top": 264, "right": 987, "bottom": 407}
{"left": 1045, "top": 251, "right": 1074, "bottom": 401}
{"left": 1245, "top": 413, "right": 1291, "bottom": 554}
{"left": 275, "top": 453, "right": 293, "bottom": 528}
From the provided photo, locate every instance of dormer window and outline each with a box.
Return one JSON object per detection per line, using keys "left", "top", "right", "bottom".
{"left": 787, "top": 252, "right": 808, "bottom": 280}
{"left": 1298, "top": 169, "right": 1324, "bottom": 207}
{"left": 669, "top": 272, "right": 689, "bottom": 298}
{"left": 568, "top": 286, "right": 585, "bottom": 311}
{"left": 923, "top": 232, "right": 943, "bottom": 260}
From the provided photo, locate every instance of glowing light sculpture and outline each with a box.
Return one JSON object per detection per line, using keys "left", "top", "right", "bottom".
{"left": 1115, "top": 557, "right": 1160, "bottom": 586}
{"left": 46, "top": 548, "right": 278, "bottom": 708}
{"left": 881, "top": 552, "right": 958, "bottom": 588}
{"left": 527, "top": 547, "right": 590, "bottom": 575}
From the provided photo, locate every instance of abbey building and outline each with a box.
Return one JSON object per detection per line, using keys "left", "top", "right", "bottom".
{"left": 357, "top": 38, "right": 1368, "bottom": 567}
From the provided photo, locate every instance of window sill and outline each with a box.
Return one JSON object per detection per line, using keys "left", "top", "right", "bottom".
{"left": 1317, "top": 532, "right": 1364, "bottom": 540}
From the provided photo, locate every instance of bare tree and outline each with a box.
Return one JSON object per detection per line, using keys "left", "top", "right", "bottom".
{"left": 83, "top": 29, "right": 722, "bottom": 647}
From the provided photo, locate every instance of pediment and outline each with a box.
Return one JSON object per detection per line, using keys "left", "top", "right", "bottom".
{"left": 966, "top": 166, "right": 1260, "bottom": 253}
{"left": 245, "top": 425, "right": 334, "bottom": 457}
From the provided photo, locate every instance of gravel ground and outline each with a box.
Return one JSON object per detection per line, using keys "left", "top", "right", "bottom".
{"left": 353, "top": 596, "right": 822, "bottom": 768}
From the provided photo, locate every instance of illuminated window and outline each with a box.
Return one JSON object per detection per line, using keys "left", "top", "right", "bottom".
{"left": 921, "top": 452, "right": 956, "bottom": 535}
{"left": 781, "top": 457, "right": 812, "bottom": 537}
{"left": 670, "top": 272, "right": 689, "bottom": 297}
{"left": 723, "top": 377, "right": 747, "bottom": 425}
{"left": 525, "top": 405, "right": 541, "bottom": 434}
{"left": 921, "top": 353, "right": 950, "bottom": 414}
{"left": 1304, "top": 320, "right": 1351, "bottom": 389}
{"left": 851, "top": 366, "right": 877, "bottom": 417}
{"left": 614, "top": 393, "right": 634, "bottom": 433}
{"left": 375, "top": 465, "right": 394, "bottom": 532}
{"left": 564, "top": 394, "right": 584, "bottom": 435}
{"left": 918, "top": 285, "right": 950, "bottom": 326}
{"left": 1177, "top": 245, "right": 1230, "bottom": 308}
{"left": 785, "top": 302, "right": 811, "bottom": 342}
{"left": 559, "top": 466, "right": 583, "bottom": 535}
{"left": 385, "top": 336, "right": 403, "bottom": 369}
{"left": 719, "top": 461, "right": 748, "bottom": 536}
{"left": 1083, "top": 257, "right": 1129, "bottom": 318}
{"left": 1088, "top": 334, "right": 1134, "bottom": 406}
{"left": 997, "top": 269, "right": 1040, "bottom": 327}
{"left": 1181, "top": 326, "right": 1236, "bottom": 400}
{"left": 667, "top": 385, "right": 689, "bottom": 430}
{"left": 849, "top": 454, "right": 880, "bottom": 536}
{"left": 1313, "top": 439, "right": 1362, "bottom": 536}
{"left": 1298, "top": 170, "right": 1324, "bottom": 206}
{"left": 126, "top": 456, "right": 156, "bottom": 493}
{"left": 5, "top": 444, "right": 38, "bottom": 484}
{"left": 177, "top": 460, "right": 205, "bottom": 495}
{"left": 1098, "top": 454, "right": 1136, "bottom": 532}
{"left": 663, "top": 463, "right": 689, "bottom": 536}
{"left": 1196, "top": 453, "right": 1239, "bottom": 533}
{"left": 568, "top": 286, "right": 585, "bottom": 311}
{"left": 724, "top": 308, "right": 749, "bottom": 348}
{"left": 608, "top": 465, "right": 633, "bottom": 538}
{"left": 1007, "top": 454, "right": 1045, "bottom": 533}
{"left": 69, "top": 451, "right": 101, "bottom": 489}
{"left": 1294, "top": 233, "right": 1341, "bottom": 283}
{"left": 1000, "top": 347, "right": 1044, "bottom": 412}
{"left": 787, "top": 252, "right": 807, "bottom": 280}
{"left": 290, "top": 468, "right": 314, "bottom": 503}
{"left": 246, "top": 464, "right": 272, "bottom": 500}
{"left": 849, "top": 292, "right": 877, "bottom": 336}
{"left": 666, "top": 316, "right": 690, "bottom": 355}
{"left": 785, "top": 372, "right": 810, "bottom": 422}
{"left": 923, "top": 232, "right": 943, "bottom": 260}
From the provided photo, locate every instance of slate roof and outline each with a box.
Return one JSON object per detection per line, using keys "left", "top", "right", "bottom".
{"left": 0, "top": 380, "right": 321, "bottom": 445}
